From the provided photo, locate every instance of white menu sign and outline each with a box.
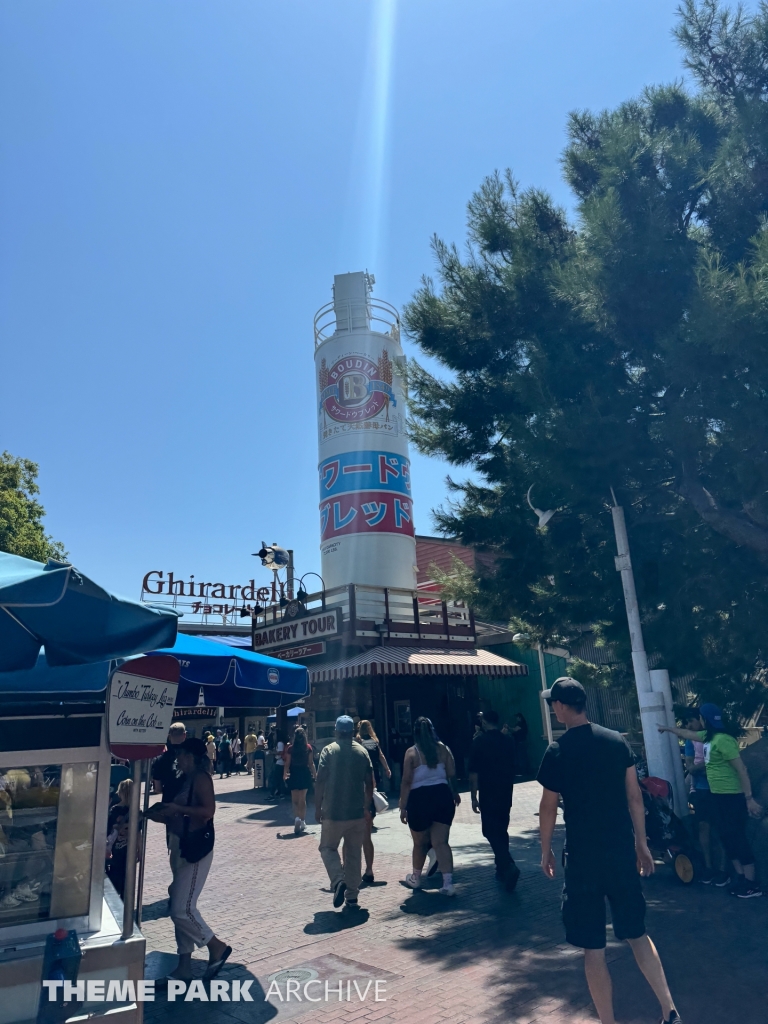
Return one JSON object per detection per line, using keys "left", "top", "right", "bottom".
{"left": 108, "top": 671, "right": 178, "bottom": 745}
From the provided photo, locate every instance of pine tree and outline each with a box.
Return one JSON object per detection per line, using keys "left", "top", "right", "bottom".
{"left": 404, "top": 1, "right": 768, "bottom": 714}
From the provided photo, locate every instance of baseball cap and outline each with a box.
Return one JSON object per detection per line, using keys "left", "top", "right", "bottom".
{"left": 542, "top": 677, "right": 586, "bottom": 706}
{"left": 699, "top": 703, "right": 723, "bottom": 729}
{"left": 335, "top": 715, "right": 355, "bottom": 734}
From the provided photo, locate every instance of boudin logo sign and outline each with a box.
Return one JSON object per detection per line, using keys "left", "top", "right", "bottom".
{"left": 253, "top": 609, "right": 340, "bottom": 652}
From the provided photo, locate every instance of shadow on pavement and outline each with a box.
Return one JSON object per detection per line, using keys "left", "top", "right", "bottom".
{"left": 391, "top": 823, "right": 768, "bottom": 1024}
{"left": 141, "top": 897, "right": 169, "bottom": 922}
{"left": 143, "top": 959, "right": 278, "bottom": 1024}
{"left": 304, "top": 909, "right": 370, "bottom": 934}
{"left": 215, "top": 789, "right": 281, "bottom": 806}
{"left": 398, "top": 891, "right": 464, "bottom": 917}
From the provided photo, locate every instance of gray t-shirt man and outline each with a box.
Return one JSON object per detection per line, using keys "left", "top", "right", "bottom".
{"left": 315, "top": 716, "right": 374, "bottom": 908}
{"left": 316, "top": 738, "right": 373, "bottom": 820}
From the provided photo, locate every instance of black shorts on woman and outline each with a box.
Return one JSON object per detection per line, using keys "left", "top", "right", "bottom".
{"left": 406, "top": 783, "right": 455, "bottom": 832}
{"left": 286, "top": 765, "right": 312, "bottom": 791}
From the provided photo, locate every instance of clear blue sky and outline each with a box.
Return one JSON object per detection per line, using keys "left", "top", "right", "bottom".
{"left": 1, "top": 0, "right": 699, "bottom": 598}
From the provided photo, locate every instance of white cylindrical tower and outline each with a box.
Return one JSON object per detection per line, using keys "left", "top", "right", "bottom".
{"left": 314, "top": 272, "right": 416, "bottom": 591}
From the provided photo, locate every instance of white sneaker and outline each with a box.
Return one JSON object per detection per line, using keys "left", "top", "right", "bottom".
{"left": 404, "top": 873, "right": 423, "bottom": 888}
{"left": 0, "top": 892, "right": 22, "bottom": 909}
{"left": 299, "top": 820, "right": 306, "bottom": 833}
{"left": 294, "top": 817, "right": 302, "bottom": 834}
{"left": 438, "top": 883, "right": 456, "bottom": 896}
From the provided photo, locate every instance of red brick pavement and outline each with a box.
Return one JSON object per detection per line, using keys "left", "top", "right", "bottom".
{"left": 139, "top": 775, "right": 767, "bottom": 1024}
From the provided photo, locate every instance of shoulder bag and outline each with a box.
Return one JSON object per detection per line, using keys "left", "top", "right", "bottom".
{"left": 179, "top": 772, "right": 215, "bottom": 863}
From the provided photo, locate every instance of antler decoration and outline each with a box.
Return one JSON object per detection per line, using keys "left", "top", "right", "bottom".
{"left": 526, "top": 485, "right": 556, "bottom": 528}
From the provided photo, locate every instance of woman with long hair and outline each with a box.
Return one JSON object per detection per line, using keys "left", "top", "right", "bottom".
{"left": 660, "top": 703, "right": 763, "bottom": 898}
{"left": 399, "top": 716, "right": 461, "bottom": 896}
{"left": 356, "top": 720, "right": 392, "bottom": 884}
{"left": 146, "top": 738, "right": 232, "bottom": 981}
{"left": 283, "top": 726, "right": 316, "bottom": 833}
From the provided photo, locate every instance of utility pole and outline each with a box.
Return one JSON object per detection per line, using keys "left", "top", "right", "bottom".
{"left": 610, "top": 495, "right": 688, "bottom": 816}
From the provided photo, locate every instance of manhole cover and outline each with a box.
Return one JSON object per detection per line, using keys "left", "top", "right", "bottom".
{"left": 267, "top": 968, "right": 319, "bottom": 985}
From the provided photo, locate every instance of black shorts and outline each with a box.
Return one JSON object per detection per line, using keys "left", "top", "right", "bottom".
{"left": 406, "top": 784, "right": 455, "bottom": 833}
{"left": 689, "top": 788, "right": 713, "bottom": 824}
{"left": 286, "top": 766, "right": 312, "bottom": 791}
{"left": 562, "top": 866, "right": 646, "bottom": 950}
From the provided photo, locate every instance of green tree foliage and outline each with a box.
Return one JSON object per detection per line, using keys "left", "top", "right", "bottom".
{"left": 428, "top": 554, "right": 480, "bottom": 606}
{"left": 404, "top": 1, "right": 768, "bottom": 715}
{"left": 0, "top": 452, "right": 66, "bottom": 563}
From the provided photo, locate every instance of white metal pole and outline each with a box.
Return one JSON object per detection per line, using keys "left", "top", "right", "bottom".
{"left": 610, "top": 501, "right": 668, "bottom": 781}
{"left": 650, "top": 669, "right": 689, "bottom": 817}
{"left": 121, "top": 759, "right": 143, "bottom": 940}
{"left": 135, "top": 760, "right": 151, "bottom": 928}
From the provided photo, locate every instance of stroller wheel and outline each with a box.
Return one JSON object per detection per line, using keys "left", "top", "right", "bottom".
{"left": 673, "top": 852, "right": 694, "bottom": 884}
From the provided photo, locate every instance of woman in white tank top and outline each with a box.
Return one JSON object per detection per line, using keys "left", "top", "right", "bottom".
{"left": 399, "top": 717, "right": 460, "bottom": 896}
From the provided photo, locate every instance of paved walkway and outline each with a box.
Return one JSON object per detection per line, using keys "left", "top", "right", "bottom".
{"left": 140, "top": 775, "right": 766, "bottom": 1024}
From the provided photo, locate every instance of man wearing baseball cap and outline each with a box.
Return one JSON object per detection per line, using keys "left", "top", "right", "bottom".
{"left": 537, "top": 678, "right": 681, "bottom": 1024}
{"left": 314, "top": 716, "right": 374, "bottom": 910}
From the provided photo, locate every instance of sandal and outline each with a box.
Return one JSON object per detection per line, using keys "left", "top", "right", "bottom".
{"left": 203, "top": 945, "right": 232, "bottom": 980}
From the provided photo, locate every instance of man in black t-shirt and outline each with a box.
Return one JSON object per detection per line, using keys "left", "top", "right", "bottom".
{"left": 468, "top": 709, "right": 520, "bottom": 891}
{"left": 537, "top": 678, "right": 681, "bottom": 1024}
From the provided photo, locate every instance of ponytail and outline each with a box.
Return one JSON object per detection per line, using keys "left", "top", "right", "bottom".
{"left": 414, "top": 716, "right": 440, "bottom": 769}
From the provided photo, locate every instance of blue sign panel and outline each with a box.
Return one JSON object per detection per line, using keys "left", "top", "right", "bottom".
{"left": 318, "top": 450, "right": 411, "bottom": 499}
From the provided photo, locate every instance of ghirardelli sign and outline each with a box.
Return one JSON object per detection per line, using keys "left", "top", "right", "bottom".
{"left": 253, "top": 609, "right": 340, "bottom": 652}
{"left": 142, "top": 570, "right": 276, "bottom": 602}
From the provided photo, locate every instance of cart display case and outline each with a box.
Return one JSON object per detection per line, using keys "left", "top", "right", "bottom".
{"left": 0, "top": 658, "right": 145, "bottom": 1024}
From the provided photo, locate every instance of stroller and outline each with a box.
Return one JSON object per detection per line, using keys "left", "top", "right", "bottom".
{"left": 638, "top": 774, "right": 698, "bottom": 884}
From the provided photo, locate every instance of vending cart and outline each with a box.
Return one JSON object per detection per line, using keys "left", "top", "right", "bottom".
{"left": 0, "top": 656, "right": 145, "bottom": 1024}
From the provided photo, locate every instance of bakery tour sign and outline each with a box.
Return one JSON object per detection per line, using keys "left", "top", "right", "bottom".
{"left": 253, "top": 608, "right": 340, "bottom": 652}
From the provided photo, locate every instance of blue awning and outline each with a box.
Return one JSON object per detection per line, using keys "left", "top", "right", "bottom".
{"left": 0, "top": 552, "right": 178, "bottom": 672}
{"left": 149, "top": 634, "right": 309, "bottom": 708}
{"left": 0, "top": 635, "right": 309, "bottom": 712}
{"left": 0, "top": 653, "right": 112, "bottom": 695}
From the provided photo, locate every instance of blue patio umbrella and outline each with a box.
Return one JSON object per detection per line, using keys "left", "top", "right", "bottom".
{"left": 0, "top": 552, "right": 179, "bottom": 673}
{"left": 149, "top": 633, "right": 309, "bottom": 707}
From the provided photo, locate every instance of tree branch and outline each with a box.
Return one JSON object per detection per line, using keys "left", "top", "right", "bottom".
{"left": 677, "top": 464, "right": 768, "bottom": 557}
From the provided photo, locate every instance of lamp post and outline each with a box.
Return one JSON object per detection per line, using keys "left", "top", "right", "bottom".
{"left": 610, "top": 494, "right": 688, "bottom": 815}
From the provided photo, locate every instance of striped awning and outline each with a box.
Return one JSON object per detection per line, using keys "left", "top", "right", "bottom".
{"left": 309, "top": 646, "right": 528, "bottom": 683}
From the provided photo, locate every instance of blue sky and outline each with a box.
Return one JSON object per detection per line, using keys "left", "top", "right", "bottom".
{"left": 2, "top": 0, "right": 695, "bottom": 599}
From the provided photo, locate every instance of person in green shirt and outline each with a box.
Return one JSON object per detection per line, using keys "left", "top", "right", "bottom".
{"left": 314, "top": 716, "right": 374, "bottom": 910}
{"left": 660, "top": 703, "right": 763, "bottom": 898}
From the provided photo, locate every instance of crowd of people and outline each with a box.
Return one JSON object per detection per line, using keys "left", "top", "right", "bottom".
{"left": 129, "top": 683, "right": 765, "bottom": 1024}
